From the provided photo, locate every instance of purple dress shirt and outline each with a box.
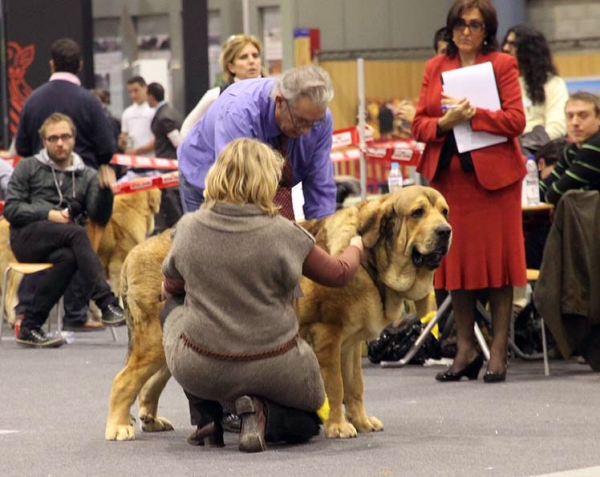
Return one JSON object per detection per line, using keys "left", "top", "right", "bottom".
{"left": 177, "top": 78, "right": 336, "bottom": 219}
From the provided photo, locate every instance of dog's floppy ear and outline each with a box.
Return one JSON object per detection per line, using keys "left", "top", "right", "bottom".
{"left": 357, "top": 199, "right": 396, "bottom": 248}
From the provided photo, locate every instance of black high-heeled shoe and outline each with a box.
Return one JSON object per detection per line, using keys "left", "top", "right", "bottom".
{"left": 435, "top": 355, "right": 484, "bottom": 382}
{"left": 483, "top": 363, "right": 507, "bottom": 383}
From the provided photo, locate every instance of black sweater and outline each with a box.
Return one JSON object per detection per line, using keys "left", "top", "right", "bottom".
{"left": 15, "top": 80, "right": 117, "bottom": 168}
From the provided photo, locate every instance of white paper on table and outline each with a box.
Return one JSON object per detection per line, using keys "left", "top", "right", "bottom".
{"left": 441, "top": 62, "right": 508, "bottom": 153}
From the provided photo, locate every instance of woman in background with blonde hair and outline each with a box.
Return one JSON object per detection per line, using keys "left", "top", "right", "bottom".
{"left": 181, "top": 35, "right": 267, "bottom": 138}
{"left": 162, "top": 138, "right": 363, "bottom": 452}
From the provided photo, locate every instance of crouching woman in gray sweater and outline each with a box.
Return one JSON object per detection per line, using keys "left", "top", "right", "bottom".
{"left": 162, "top": 138, "right": 363, "bottom": 453}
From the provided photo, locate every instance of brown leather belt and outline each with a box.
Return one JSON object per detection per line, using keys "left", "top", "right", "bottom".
{"left": 180, "top": 332, "right": 298, "bottom": 362}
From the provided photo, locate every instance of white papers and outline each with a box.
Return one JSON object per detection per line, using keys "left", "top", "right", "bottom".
{"left": 441, "top": 62, "right": 507, "bottom": 153}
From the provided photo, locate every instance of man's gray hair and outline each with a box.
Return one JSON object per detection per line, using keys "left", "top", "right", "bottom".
{"left": 271, "top": 65, "right": 334, "bottom": 109}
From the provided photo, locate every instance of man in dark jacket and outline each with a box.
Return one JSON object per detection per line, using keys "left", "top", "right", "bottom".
{"left": 15, "top": 38, "right": 116, "bottom": 169}
{"left": 146, "top": 82, "right": 183, "bottom": 232}
{"left": 14, "top": 38, "right": 118, "bottom": 329}
{"left": 4, "top": 113, "right": 125, "bottom": 348}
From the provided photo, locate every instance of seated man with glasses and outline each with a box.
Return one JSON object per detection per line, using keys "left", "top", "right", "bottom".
{"left": 4, "top": 113, "right": 125, "bottom": 348}
{"left": 177, "top": 64, "right": 336, "bottom": 220}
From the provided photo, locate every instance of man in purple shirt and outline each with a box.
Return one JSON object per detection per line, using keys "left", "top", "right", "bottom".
{"left": 177, "top": 64, "right": 336, "bottom": 219}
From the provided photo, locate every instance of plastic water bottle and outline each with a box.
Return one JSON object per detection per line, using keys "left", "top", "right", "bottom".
{"left": 525, "top": 155, "right": 540, "bottom": 206}
{"left": 388, "top": 162, "right": 403, "bottom": 194}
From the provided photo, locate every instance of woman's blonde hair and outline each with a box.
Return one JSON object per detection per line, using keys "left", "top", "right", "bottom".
{"left": 220, "top": 34, "right": 267, "bottom": 84}
{"left": 203, "top": 138, "right": 285, "bottom": 216}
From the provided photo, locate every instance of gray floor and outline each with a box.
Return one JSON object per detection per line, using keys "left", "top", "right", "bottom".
{"left": 1, "top": 324, "right": 599, "bottom": 477}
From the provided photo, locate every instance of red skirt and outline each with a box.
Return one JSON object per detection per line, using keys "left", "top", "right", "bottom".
{"left": 431, "top": 157, "right": 527, "bottom": 291}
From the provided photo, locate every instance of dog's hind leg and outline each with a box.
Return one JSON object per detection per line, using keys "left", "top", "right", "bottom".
{"left": 105, "top": 302, "right": 165, "bottom": 441}
{"left": 342, "top": 342, "right": 384, "bottom": 433}
{"left": 138, "top": 364, "right": 174, "bottom": 433}
{"left": 308, "top": 325, "right": 358, "bottom": 439}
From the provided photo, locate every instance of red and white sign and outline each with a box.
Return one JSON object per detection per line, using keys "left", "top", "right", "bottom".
{"left": 111, "top": 171, "right": 179, "bottom": 195}
{"left": 110, "top": 154, "right": 178, "bottom": 170}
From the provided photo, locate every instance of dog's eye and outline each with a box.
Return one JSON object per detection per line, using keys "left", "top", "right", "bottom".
{"left": 411, "top": 208, "right": 424, "bottom": 219}
{"left": 442, "top": 208, "right": 449, "bottom": 217}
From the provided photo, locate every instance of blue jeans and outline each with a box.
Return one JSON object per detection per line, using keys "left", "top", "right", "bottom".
{"left": 178, "top": 172, "right": 205, "bottom": 213}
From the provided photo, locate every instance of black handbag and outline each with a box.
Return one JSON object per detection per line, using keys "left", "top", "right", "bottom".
{"left": 367, "top": 314, "right": 441, "bottom": 365}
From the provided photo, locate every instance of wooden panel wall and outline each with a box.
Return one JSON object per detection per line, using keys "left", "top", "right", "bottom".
{"left": 555, "top": 53, "right": 600, "bottom": 78}
{"left": 322, "top": 52, "right": 600, "bottom": 130}
{"left": 321, "top": 60, "right": 427, "bottom": 130}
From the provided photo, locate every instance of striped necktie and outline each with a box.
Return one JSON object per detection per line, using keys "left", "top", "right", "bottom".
{"left": 274, "top": 135, "right": 295, "bottom": 220}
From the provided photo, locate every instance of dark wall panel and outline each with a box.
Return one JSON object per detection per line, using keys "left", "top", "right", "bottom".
{"left": 3, "top": 0, "right": 93, "bottom": 137}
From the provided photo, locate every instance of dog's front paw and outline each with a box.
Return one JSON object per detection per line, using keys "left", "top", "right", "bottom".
{"left": 351, "top": 415, "right": 384, "bottom": 433}
{"left": 140, "top": 415, "right": 174, "bottom": 433}
{"left": 105, "top": 424, "right": 136, "bottom": 441}
{"left": 324, "top": 420, "right": 357, "bottom": 438}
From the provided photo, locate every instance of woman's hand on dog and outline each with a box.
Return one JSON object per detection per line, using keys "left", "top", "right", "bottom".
{"left": 350, "top": 235, "right": 364, "bottom": 253}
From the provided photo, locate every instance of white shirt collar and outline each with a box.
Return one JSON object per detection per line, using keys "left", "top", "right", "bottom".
{"left": 49, "top": 72, "right": 81, "bottom": 86}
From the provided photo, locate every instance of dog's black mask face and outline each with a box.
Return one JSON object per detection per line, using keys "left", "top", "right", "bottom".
{"left": 411, "top": 223, "right": 452, "bottom": 270}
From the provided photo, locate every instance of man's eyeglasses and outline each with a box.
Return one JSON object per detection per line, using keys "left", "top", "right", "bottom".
{"left": 284, "top": 98, "right": 325, "bottom": 131}
{"left": 45, "top": 134, "right": 73, "bottom": 143}
{"left": 453, "top": 20, "right": 485, "bottom": 33}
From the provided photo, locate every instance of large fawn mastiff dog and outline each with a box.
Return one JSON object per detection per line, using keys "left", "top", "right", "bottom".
{"left": 105, "top": 186, "right": 451, "bottom": 441}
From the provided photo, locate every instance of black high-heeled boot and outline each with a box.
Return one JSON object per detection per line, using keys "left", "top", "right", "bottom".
{"left": 435, "top": 354, "right": 484, "bottom": 382}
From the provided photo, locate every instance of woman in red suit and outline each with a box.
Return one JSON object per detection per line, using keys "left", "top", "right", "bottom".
{"left": 412, "top": 0, "right": 526, "bottom": 383}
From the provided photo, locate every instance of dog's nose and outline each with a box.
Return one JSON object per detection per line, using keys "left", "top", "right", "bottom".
{"left": 435, "top": 225, "right": 452, "bottom": 240}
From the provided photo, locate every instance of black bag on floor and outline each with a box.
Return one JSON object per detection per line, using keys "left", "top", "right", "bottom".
{"left": 367, "top": 314, "right": 441, "bottom": 364}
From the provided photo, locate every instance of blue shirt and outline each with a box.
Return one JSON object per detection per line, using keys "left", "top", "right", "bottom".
{"left": 178, "top": 78, "right": 336, "bottom": 219}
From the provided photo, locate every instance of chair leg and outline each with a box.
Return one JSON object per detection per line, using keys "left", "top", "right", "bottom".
{"left": 541, "top": 318, "right": 550, "bottom": 377}
{"left": 109, "top": 325, "right": 118, "bottom": 342}
{"left": 0, "top": 267, "right": 12, "bottom": 343}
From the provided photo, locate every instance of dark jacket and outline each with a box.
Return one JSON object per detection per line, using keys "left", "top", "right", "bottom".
{"left": 151, "top": 102, "right": 183, "bottom": 159}
{"left": 4, "top": 151, "right": 114, "bottom": 228}
{"left": 15, "top": 80, "right": 117, "bottom": 168}
{"left": 534, "top": 190, "right": 600, "bottom": 369}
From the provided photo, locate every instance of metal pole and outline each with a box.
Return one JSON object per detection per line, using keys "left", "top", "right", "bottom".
{"left": 357, "top": 58, "right": 367, "bottom": 200}
{"left": 242, "top": 0, "right": 250, "bottom": 35}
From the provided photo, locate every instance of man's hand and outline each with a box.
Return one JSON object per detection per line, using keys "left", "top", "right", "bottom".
{"left": 48, "top": 209, "right": 70, "bottom": 224}
{"left": 98, "top": 165, "right": 117, "bottom": 189}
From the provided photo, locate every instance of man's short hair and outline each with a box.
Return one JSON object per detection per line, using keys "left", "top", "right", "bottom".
{"left": 147, "top": 82, "right": 165, "bottom": 102}
{"left": 534, "top": 137, "right": 567, "bottom": 167}
{"left": 433, "top": 27, "right": 448, "bottom": 53}
{"left": 127, "top": 76, "right": 147, "bottom": 87}
{"left": 50, "top": 38, "right": 81, "bottom": 74}
{"left": 568, "top": 91, "right": 600, "bottom": 117}
{"left": 271, "top": 65, "right": 334, "bottom": 110}
{"left": 38, "top": 113, "right": 77, "bottom": 139}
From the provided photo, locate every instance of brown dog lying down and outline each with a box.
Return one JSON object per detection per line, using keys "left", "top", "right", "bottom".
{"left": 96, "top": 188, "right": 161, "bottom": 295}
{"left": 105, "top": 186, "right": 451, "bottom": 441}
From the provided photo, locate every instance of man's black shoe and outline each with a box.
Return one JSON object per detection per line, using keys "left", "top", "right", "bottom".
{"left": 16, "top": 326, "right": 65, "bottom": 348}
{"left": 101, "top": 304, "right": 126, "bottom": 327}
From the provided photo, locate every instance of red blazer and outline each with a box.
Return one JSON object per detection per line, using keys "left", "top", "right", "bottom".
{"left": 412, "top": 51, "right": 526, "bottom": 191}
